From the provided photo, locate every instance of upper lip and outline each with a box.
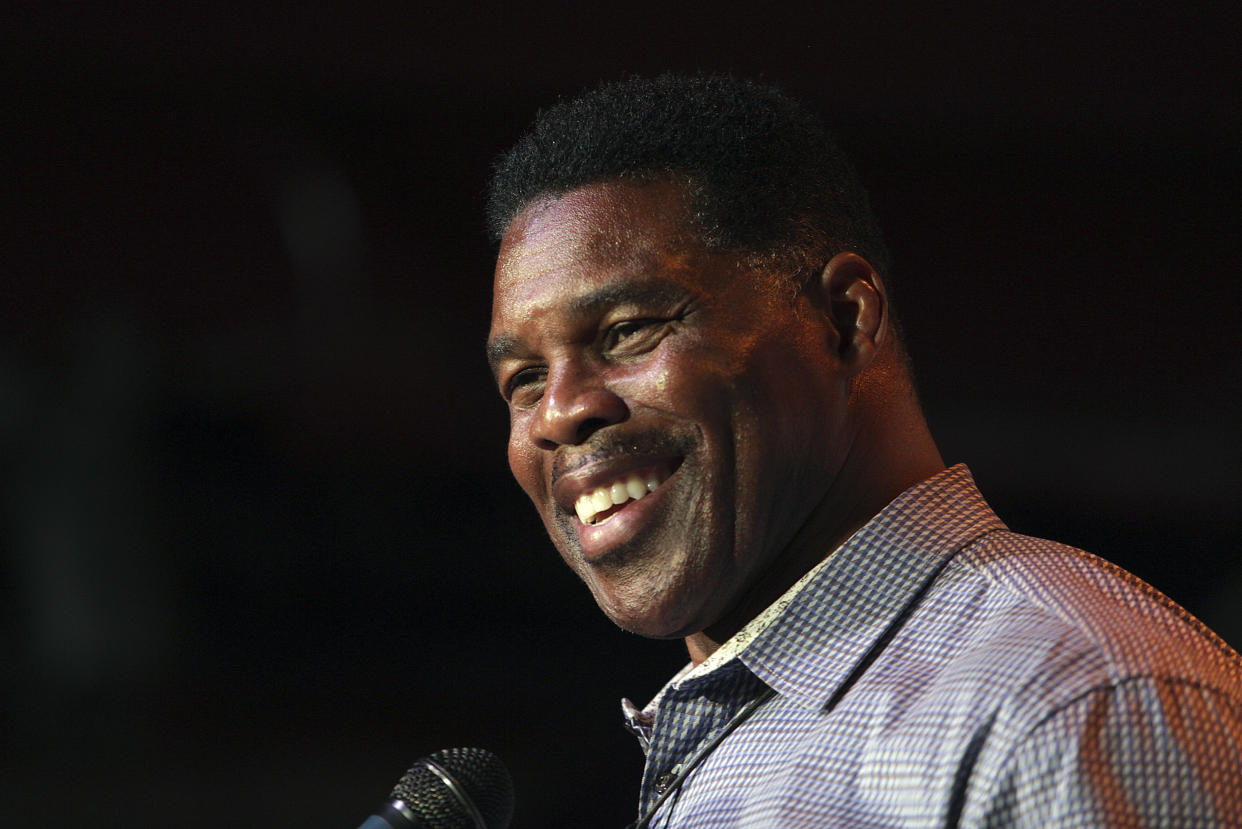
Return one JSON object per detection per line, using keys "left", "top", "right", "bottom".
{"left": 550, "top": 451, "right": 681, "bottom": 515}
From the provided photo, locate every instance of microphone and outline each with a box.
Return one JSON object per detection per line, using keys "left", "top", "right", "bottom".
{"left": 358, "top": 747, "right": 514, "bottom": 829}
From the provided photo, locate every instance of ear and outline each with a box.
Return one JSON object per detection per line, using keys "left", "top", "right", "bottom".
{"left": 809, "top": 252, "right": 888, "bottom": 374}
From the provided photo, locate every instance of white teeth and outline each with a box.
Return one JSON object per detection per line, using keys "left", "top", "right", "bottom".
{"left": 609, "top": 482, "right": 628, "bottom": 505}
{"left": 574, "top": 471, "right": 669, "bottom": 525}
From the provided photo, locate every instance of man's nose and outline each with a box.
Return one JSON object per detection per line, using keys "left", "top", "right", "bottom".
{"left": 529, "top": 363, "right": 628, "bottom": 448}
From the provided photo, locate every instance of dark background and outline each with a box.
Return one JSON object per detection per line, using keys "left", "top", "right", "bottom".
{"left": 3, "top": 3, "right": 1240, "bottom": 826}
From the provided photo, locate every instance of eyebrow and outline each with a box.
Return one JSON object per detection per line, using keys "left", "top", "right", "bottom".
{"left": 486, "top": 277, "right": 692, "bottom": 378}
{"left": 486, "top": 334, "right": 521, "bottom": 379}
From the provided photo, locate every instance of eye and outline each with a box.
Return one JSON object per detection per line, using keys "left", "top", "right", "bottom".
{"left": 612, "top": 320, "right": 650, "bottom": 340}
{"left": 604, "top": 318, "right": 671, "bottom": 353}
{"left": 504, "top": 366, "right": 547, "bottom": 407}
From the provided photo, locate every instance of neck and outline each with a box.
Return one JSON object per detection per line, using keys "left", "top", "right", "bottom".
{"left": 684, "top": 385, "right": 944, "bottom": 666}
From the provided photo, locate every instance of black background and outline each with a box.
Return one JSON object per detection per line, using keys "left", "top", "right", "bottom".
{"left": 3, "top": 3, "right": 1240, "bottom": 826}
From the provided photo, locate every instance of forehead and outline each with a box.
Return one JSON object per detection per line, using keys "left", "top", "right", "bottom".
{"left": 499, "top": 179, "right": 706, "bottom": 277}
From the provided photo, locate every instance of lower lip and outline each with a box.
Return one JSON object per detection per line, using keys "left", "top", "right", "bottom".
{"left": 575, "top": 476, "right": 674, "bottom": 561}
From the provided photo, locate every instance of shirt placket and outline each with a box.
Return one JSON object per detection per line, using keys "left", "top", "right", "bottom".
{"left": 637, "top": 664, "right": 766, "bottom": 820}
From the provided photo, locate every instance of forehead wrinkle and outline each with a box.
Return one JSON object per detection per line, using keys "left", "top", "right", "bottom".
{"left": 497, "top": 183, "right": 701, "bottom": 283}
{"left": 503, "top": 228, "right": 688, "bottom": 292}
{"left": 566, "top": 275, "right": 694, "bottom": 318}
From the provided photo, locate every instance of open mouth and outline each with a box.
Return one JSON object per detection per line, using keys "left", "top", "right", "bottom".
{"left": 573, "top": 468, "right": 673, "bottom": 525}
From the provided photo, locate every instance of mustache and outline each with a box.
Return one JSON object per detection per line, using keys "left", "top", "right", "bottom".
{"left": 550, "top": 431, "right": 693, "bottom": 486}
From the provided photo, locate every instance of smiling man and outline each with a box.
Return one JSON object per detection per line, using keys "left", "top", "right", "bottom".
{"left": 485, "top": 75, "right": 1242, "bottom": 827}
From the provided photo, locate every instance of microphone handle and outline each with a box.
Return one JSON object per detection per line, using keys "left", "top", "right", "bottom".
{"left": 358, "top": 801, "right": 427, "bottom": 829}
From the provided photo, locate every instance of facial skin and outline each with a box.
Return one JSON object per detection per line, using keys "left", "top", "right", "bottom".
{"left": 488, "top": 178, "right": 923, "bottom": 662}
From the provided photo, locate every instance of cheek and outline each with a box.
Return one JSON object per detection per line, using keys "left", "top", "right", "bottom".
{"left": 618, "top": 341, "right": 737, "bottom": 414}
{"left": 507, "top": 428, "right": 545, "bottom": 501}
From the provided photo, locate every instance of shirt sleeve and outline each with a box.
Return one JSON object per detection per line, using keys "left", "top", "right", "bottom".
{"left": 976, "top": 677, "right": 1242, "bottom": 828}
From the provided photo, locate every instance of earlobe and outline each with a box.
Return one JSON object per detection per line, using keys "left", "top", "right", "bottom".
{"left": 813, "top": 252, "right": 887, "bottom": 374}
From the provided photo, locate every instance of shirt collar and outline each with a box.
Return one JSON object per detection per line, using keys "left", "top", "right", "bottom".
{"left": 740, "top": 464, "right": 1005, "bottom": 709}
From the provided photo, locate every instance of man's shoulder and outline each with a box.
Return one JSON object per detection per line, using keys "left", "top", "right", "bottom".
{"left": 807, "top": 529, "right": 1242, "bottom": 816}
{"left": 911, "top": 529, "right": 1242, "bottom": 710}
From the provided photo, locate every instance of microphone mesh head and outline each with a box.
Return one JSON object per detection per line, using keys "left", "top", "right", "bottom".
{"left": 389, "top": 747, "right": 514, "bottom": 829}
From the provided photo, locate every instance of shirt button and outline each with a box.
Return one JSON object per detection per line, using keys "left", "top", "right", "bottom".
{"left": 654, "top": 771, "right": 677, "bottom": 794}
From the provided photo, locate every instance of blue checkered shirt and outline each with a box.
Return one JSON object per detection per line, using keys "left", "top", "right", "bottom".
{"left": 622, "top": 465, "right": 1242, "bottom": 827}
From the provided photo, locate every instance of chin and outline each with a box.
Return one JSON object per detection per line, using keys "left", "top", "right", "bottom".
{"left": 593, "top": 581, "right": 715, "bottom": 640}
{"left": 560, "top": 514, "right": 729, "bottom": 640}
{"left": 608, "top": 613, "right": 694, "bottom": 640}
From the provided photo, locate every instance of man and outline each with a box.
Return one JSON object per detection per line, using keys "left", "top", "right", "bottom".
{"left": 485, "top": 75, "right": 1242, "bottom": 827}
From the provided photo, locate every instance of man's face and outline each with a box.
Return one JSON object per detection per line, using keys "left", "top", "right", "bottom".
{"left": 488, "top": 179, "right": 852, "bottom": 639}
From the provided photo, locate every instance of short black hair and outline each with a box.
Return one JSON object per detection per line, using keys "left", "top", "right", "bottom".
{"left": 486, "top": 73, "right": 890, "bottom": 281}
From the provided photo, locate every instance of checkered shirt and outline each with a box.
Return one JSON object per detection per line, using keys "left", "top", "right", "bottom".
{"left": 622, "top": 465, "right": 1242, "bottom": 827}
